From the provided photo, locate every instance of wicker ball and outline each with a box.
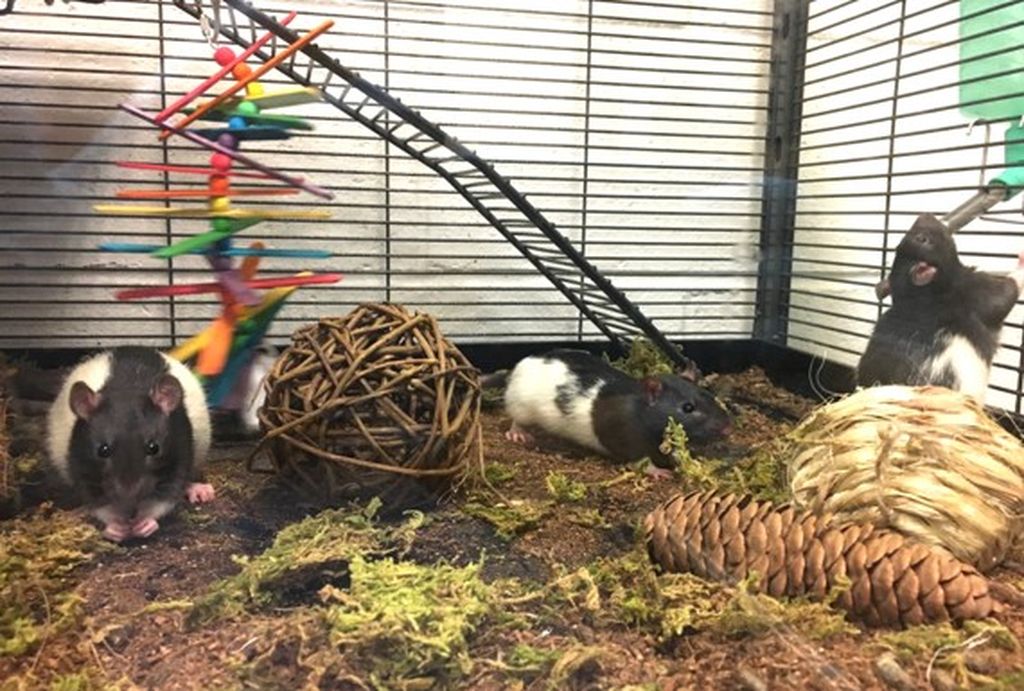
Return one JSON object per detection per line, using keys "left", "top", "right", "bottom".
{"left": 254, "top": 303, "right": 482, "bottom": 506}
{"left": 787, "top": 385, "right": 1024, "bottom": 573}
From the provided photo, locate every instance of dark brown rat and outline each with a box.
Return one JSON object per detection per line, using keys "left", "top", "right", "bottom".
{"left": 857, "top": 213, "right": 1024, "bottom": 400}
{"left": 46, "top": 347, "right": 214, "bottom": 542}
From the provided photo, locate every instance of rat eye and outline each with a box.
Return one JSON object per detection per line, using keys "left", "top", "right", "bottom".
{"left": 682, "top": 402, "right": 696, "bottom": 414}
{"left": 97, "top": 443, "right": 112, "bottom": 458}
{"left": 145, "top": 441, "right": 160, "bottom": 456}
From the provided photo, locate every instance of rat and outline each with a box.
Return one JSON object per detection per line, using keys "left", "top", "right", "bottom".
{"left": 45, "top": 346, "right": 215, "bottom": 542}
{"left": 857, "top": 213, "right": 1024, "bottom": 401}
{"left": 484, "top": 348, "right": 732, "bottom": 478}
{"left": 235, "top": 343, "right": 277, "bottom": 435}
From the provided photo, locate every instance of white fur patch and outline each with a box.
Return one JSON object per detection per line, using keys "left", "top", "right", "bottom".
{"left": 159, "top": 352, "right": 212, "bottom": 469}
{"left": 924, "top": 333, "right": 991, "bottom": 402}
{"left": 503, "top": 356, "right": 607, "bottom": 454}
{"left": 46, "top": 351, "right": 113, "bottom": 484}
{"left": 240, "top": 351, "right": 277, "bottom": 433}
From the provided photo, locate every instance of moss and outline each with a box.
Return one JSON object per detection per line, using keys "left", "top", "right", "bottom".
{"left": 462, "top": 499, "right": 551, "bottom": 541}
{"left": 567, "top": 507, "right": 610, "bottom": 529}
{"left": 483, "top": 461, "right": 517, "bottom": 487}
{"left": 978, "top": 671, "right": 1024, "bottom": 690}
{"left": 544, "top": 471, "right": 587, "bottom": 503}
{"left": 606, "top": 338, "right": 675, "bottom": 379}
{"left": 504, "top": 643, "right": 562, "bottom": 674}
{"left": 0, "top": 505, "right": 109, "bottom": 657}
{"left": 188, "top": 498, "right": 423, "bottom": 627}
{"left": 878, "top": 619, "right": 1018, "bottom": 662}
{"left": 320, "top": 555, "right": 494, "bottom": 685}
{"left": 659, "top": 418, "right": 790, "bottom": 502}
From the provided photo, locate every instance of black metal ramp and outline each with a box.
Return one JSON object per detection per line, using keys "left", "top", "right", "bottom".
{"left": 172, "top": 0, "right": 694, "bottom": 370}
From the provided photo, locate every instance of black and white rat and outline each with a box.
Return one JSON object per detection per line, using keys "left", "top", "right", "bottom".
{"left": 489, "top": 348, "right": 732, "bottom": 478}
{"left": 45, "top": 346, "right": 214, "bottom": 542}
{"left": 857, "top": 213, "right": 1024, "bottom": 400}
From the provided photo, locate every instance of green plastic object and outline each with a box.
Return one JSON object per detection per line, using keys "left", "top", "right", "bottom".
{"left": 989, "top": 123, "right": 1024, "bottom": 198}
{"left": 959, "top": 0, "right": 1024, "bottom": 120}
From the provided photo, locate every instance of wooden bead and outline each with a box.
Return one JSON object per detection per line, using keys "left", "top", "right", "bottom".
{"left": 237, "top": 101, "right": 259, "bottom": 116}
{"left": 210, "top": 152, "right": 233, "bottom": 173}
{"left": 228, "top": 116, "right": 247, "bottom": 130}
{"left": 209, "top": 176, "right": 230, "bottom": 195}
{"left": 209, "top": 196, "right": 231, "bottom": 213}
{"left": 232, "top": 62, "right": 252, "bottom": 80}
{"left": 214, "top": 47, "right": 236, "bottom": 66}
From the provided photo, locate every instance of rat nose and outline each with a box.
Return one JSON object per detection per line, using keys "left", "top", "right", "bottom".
{"left": 721, "top": 422, "right": 733, "bottom": 436}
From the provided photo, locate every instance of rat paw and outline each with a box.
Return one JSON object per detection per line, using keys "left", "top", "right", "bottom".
{"left": 131, "top": 517, "right": 160, "bottom": 538}
{"left": 102, "top": 521, "right": 132, "bottom": 543}
{"left": 644, "top": 466, "right": 675, "bottom": 481}
{"left": 504, "top": 423, "right": 535, "bottom": 446}
{"left": 186, "top": 482, "right": 216, "bottom": 504}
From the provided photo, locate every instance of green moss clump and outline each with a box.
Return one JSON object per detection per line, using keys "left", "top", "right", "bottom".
{"left": 606, "top": 338, "right": 676, "bottom": 379}
{"left": 462, "top": 499, "right": 551, "bottom": 541}
{"left": 555, "top": 548, "right": 851, "bottom": 643}
{"left": 0, "top": 505, "right": 109, "bottom": 657}
{"left": 188, "top": 498, "right": 423, "bottom": 627}
{"left": 483, "top": 461, "right": 517, "bottom": 487}
{"left": 659, "top": 418, "right": 790, "bottom": 503}
{"left": 320, "top": 555, "right": 493, "bottom": 684}
{"left": 504, "top": 643, "right": 562, "bottom": 674}
{"left": 544, "top": 472, "right": 587, "bottom": 503}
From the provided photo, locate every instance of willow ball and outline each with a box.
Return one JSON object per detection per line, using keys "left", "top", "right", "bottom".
{"left": 254, "top": 303, "right": 482, "bottom": 506}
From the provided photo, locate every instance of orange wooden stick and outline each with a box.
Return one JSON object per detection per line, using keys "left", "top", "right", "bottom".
{"left": 116, "top": 188, "right": 299, "bottom": 200}
{"left": 161, "top": 20, "right": 334, "bottom": 140}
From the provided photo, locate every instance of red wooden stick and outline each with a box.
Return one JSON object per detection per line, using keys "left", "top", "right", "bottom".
{"left": 116, "top": 161, "right": 293, "bottom": 180}
{"left": 155, "top": 11, "right": 298, "bottom": 121}
{"left": 115, "top": 273, "right": 342, "bottom": 300}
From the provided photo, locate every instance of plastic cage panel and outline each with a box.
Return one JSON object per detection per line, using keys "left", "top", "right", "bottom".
{"left": 0, "top": 0, "right": 771, "bottom": 350}
{"left": 789, "top": 0, "right": 1024, "bottom": 413}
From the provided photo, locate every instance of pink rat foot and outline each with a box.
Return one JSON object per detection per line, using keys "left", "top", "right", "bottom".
{"left": 131, "top": 517, "right": 160, "bottom": 538}
{"left": 102, "top": 521, "right": 132, "bottom": 543}
{"left": 504, "top": 423, "right": 535, "bottom": 446}
{"left": 644, "top": 466, "right": 675, "bottom": 480}
{"left": 186, "top": 482, "right": 216, "bottom": 504}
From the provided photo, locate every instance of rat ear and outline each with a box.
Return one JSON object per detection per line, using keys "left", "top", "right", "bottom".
{"left": 69, "top": 381, "right": 100, "bottom": 420}
{"left": 642, "top": 377, "right": 663, "bottom": 405}
{"left": 150, "top": 374, "right": 184, "bottom": 415}
{"left": 910, "top": 213, "right": 947, "bottom": 234}
{"left": 677, "top": 360, "right": 701, "bottom": 383}
{"left": 875, "top": 276, "right": 891, "bottom": 300}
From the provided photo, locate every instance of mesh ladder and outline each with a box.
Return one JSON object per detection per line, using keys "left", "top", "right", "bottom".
{"left": 171, "top": 0, "right": 695, "bottom": 370}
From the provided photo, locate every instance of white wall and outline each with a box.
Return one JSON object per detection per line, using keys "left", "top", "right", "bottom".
{"left": 0, "top": 0, "right": 772, "bottom": 348}
{"left": 791, "top": 0, "right": 1024, "bottom": 412}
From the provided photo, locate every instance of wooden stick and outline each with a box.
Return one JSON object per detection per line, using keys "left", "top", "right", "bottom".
{"left": 116, "top": 161, "right": 288, "bottom": 180}
{"left": 162, "top": 19, "right": 334, "bottom": 139}
{"left": 116, "top": 188, "right": 299, "bottom": 199}
{"left": 155, "top": 11, "right": 298, "bottom": 121}
{"left": 120, "top": 103, "right": 334, "bottom": 199}
{"left": 115, "top": 273, "right": 342, "bottom": 300}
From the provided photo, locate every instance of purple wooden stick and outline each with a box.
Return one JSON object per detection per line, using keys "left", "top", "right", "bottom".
{"left": 120, "top": 103, "right": 334, "bottom": 200}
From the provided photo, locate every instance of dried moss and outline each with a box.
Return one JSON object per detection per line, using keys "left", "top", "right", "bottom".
{"left": 878, "top": 619, "right": 1018, "bottom": 663}
{"left": 0, "top": 505, "right": 109, "bottom": 657}
{"left": 462, "top": 499, "right": 551, "bottom": 541}
{"left": 188, "top": 498, "right": 423, "bottom": 627}
{"left": 606, "top": 338, "right": 675, "bottom": 379}
{"left": 659, "top": 419, "right": 790, "bottom": 502}
{"left": 545, "top": 471, "right": 588, "bottom": 503}
{"left": 555, "top": 548, "right": 852, "bottom": 643}
{"left": 320, "top": 555, "right": 494, "bottom": 684}
{"left": 504, "top": 643, "right": 562, "bottom": 674}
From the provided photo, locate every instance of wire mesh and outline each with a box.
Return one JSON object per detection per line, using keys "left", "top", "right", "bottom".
{"left": 0, "top": 0, "right": 771, "bottom": 350}
{"left": 789, "top": 0, "right": 1024, "bottom": 414}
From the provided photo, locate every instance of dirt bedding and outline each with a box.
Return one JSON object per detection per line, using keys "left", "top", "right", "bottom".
{"left": 2, "top": 365, "right": 1023, "bottom": 691}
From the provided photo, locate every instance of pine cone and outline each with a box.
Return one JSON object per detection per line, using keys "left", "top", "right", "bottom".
{"left": 644, "top": 491, "right": 999, "bottom": 628}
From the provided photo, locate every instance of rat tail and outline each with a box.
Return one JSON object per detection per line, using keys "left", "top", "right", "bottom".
{"left": 479, "top": 369, "right": 510, "bottom": 389}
